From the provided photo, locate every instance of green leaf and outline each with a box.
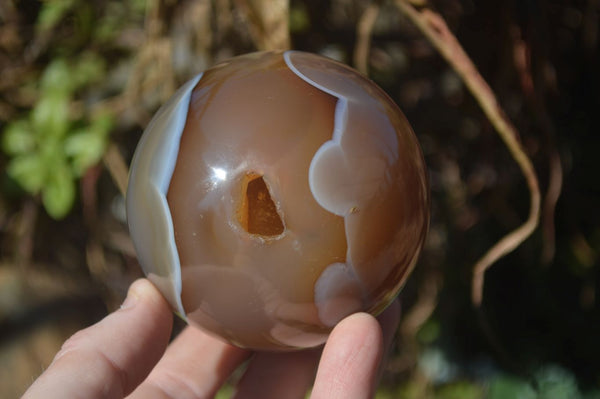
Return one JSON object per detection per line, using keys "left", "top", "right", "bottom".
{"left": 129, "top": 0, "right": 148, "bottom": 14}
{"left": 42, "top": 161, "right": 76, "bottom": 219}
{"left": 2, "top": 120, "right": 36, "bottom": 155}
{"left": 289, "top": 4, "right": 311, "bottom": 33}
{"left": 6, "top": 154, "right": 47, "bottom": 194}
{"left": 32, "top": 93, "right": 71, "bottom": 141}
{"left": 90, "top": 113, "right": 113, "bottom": 133}
{"left": 64, "top": 130, "right": 107, "bottom": 175}
{"left": 64, "top": 114, "right": 112, "bottom": 175}
{"left": 535, "top": 365, "right": 581, "bottom": 399}
{"left": 40, "top": 59, "right": 74, "bottom": 94}
{"left": 488, "top": 375, "right": 536, "bottom": 399}
{"left": 418, "top": 318, "right": 441, "bottom": 344}
{"left": 396, "top": 380, "right": 430, "bottom": 399}
{"left": 436, "top": 382, "right": 484, "bottom": 399}
{"left": 36, "top": 0, "right": 76, "bottom": 33}
{"left": 214, "top": 384, "right": 235, "bottom": 399}
{"left": 71, "top": 53, "right": 106, "bottom": 89}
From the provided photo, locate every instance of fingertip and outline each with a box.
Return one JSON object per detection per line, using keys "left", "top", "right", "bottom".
{"left": 122, "top": 278, "right": 169, "bottom": 311}
{"left": 312, "top": 312, "right": 384, "bottom": 399}
{"left": 333, "top": 312, "right": 384, "bottom": 349}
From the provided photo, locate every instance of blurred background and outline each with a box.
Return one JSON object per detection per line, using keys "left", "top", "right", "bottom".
{"left": 0, "top": 0, "right": 598, "bottom": 397}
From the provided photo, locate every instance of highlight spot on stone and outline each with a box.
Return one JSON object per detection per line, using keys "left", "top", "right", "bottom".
{"left": 239, "top": 173, "right": 284, "bottom": 236}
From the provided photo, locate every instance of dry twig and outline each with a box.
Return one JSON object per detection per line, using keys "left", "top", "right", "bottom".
{"left": 235, "top": 0, "right": 291, "bottom": 51}
{"left": 354, "top": 1, "right": 382, "bottom": 75}
{"left": 103, "top": 143, "right": 129, "bottom": 197}
{"left": 511, "top": 27, "right": 563, "bottom": 265}
{"left": 541, "top": 150, "right": 562, "bottom": 264}
{"left": 394, "top": 1, "right": 541, "bottom": 306}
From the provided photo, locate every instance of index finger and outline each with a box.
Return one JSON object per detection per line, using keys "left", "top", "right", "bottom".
{"left": 22, "top": 278, "right": 173, "bottom": 399}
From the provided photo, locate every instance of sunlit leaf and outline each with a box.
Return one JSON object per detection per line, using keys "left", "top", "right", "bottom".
{"left": 40, "top": 59, "right": 74, "bottom": 94}
{"left": 71, "top": 53, "right": 106, "bottom": 89}
{"left": 64, "top": 114, "right": 112, "bottom": 175}
{"left": 396, "top": 381, "right": 430, "bottom": 399}
{"left": 488, "top": 375, "right": 536, "bottom": 399}
{"left": 289, "top": 4, "right": 311, "bottom": 33}
{"left": 214, "top": 384, "right": 235, "bottom": 399}
{"left": 64, "top": 131, "right": 107, "bottom": 176}
{"left": 6, "top": 154, "right": 47, "bottom": 194}
{"left": 418, "top": 318, "right": 441, "bottom": 344}
{"left": 129, "top": 0, "right": 148, "bottom": 14}
{"left": 36, "top": 0, "right": 76, "bottom": 33}
{"left": 436, "top": 382, "right": 484, "bottom": 399}
{"left": 89, "top": 112, "right": 113, "bottom": 134}
{"left": 42, "top": 161, "right": 76, "bottom": 219}
{"left": 2, "top": 120, "right": 36, "bottom": 155}
{"left": 31, "top": 93, "right": 71, "bottom": 140}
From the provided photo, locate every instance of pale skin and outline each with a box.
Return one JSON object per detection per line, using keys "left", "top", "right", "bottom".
{"left": 23, "top": 278, "right": 400, "bottom": 399}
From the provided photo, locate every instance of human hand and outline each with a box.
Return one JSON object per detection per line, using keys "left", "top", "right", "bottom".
{"left": 23, "top": 278, "right": 400, "bottom": 399}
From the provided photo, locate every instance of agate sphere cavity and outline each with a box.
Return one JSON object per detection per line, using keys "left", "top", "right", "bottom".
{"left": 126, "top": 51, "right": 429, "bottom": 350}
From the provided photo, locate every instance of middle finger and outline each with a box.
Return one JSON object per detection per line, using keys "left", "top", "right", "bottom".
{"left": 128, "top": 326, "right": 250, "bottom": 399}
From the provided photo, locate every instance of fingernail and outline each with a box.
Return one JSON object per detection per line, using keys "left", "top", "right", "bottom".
{"left": 120, "top": 282, "right": 141, "bottom": 310}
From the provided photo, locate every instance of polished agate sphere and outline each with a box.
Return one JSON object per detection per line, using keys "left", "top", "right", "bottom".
{"left": 126, "top": 51, "right": 429, "bottom": 350}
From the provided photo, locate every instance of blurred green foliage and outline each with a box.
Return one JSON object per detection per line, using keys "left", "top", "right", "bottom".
{"left": 488, "top": 375, "right": 537, "bottom": 399}
{"left": 0, "top": 0, "right": 146, "bottom": 219}
{"left": 36, "top": 0, "right": 76, "bottom": 33}
{"left": 2, "top": 56, "right": 112, "bottom": 218}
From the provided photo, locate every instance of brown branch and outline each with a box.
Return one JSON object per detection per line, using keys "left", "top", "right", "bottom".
{"left": 235, "top": 0, "right": 291, "bottom": 51}
{"left": 15, "top": 198, "right": 38, "bottom": 271}
{"left": 354, "top": 1, "right": 382, "bottom": 75}
{"left": 394, "top": 1, "right": 541, "bottom": 306}
{"left": 511, "top": 26, "right": 563, "bottom": 265}
{"left": 103, "top": 143, "right": 129, "bottom": 197}
{"left": 541, "top": 149, "right": 562, "bottom": 264}
{"left": 400, "top": 272, "right": 441, "bottom": 338}
{"left": 387, "top": 273, "right": 441, "bottom": 374}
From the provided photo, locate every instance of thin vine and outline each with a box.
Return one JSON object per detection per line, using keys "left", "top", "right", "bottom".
{"left": 392, "top": 0, "right": 541, "bottom": 306}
